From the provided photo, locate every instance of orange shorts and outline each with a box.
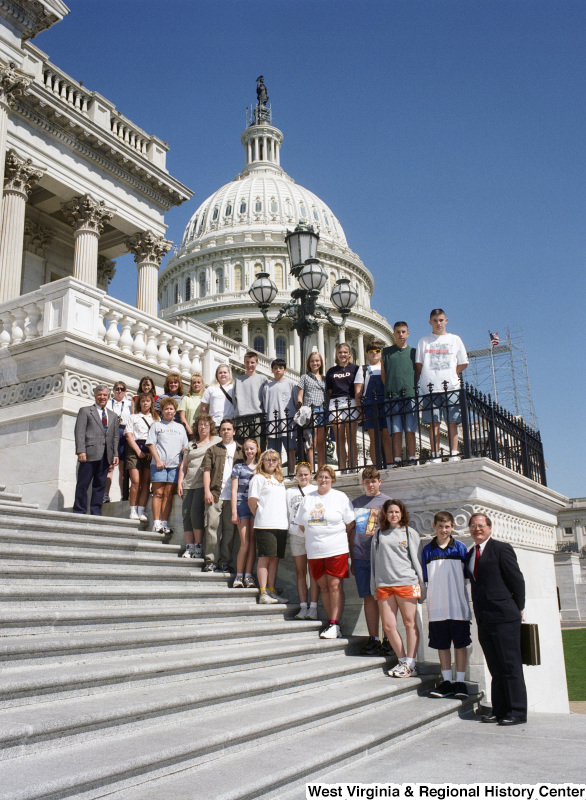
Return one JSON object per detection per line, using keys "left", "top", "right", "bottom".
{"left": 376, "top": 584, "right": 421, "bottom": 601}
{"left": 309, "top": 553, "right": 350, "bottom": 581}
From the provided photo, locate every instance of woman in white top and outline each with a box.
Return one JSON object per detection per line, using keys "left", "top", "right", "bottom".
{"left": 125, "top": 393, "right": 158, "bottom": 521}
{"left": 177, "top": 413, "right": 221, "bottom": 559}
{"left": 248, "top": 449, "right": 288, "bottom": 605}
{"left": 295, "top": 464, "right": 354, "bottom": 639}
{"left": 286, "top": 462, "right": 319, "bottom": 620}
{"left": 200, "top": 364, "right": 235, "bottom": 426}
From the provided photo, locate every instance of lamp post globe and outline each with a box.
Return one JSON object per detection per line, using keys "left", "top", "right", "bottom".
{"left": 298, "top": 259, "right": 327, "bottom": 293}
{"left": 331, "top": 277, "right": 358, "bottom": 313}
{"left": 249, "top": 272, "right": 278, "bottom": 307}
{"left": 285, "top": 223, "right": 319, "bottom": 272}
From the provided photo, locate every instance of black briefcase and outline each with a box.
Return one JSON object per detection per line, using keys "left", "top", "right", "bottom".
{"left": 520, "top": 622, "right": 541, "bottom": 666}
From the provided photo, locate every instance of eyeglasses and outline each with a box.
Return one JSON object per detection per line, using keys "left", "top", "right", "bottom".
{"left": 264, "top": 458, "right": 279, "bottom": 463}
{"left": 114, "top": 387, "right": 125, "bottom": 391}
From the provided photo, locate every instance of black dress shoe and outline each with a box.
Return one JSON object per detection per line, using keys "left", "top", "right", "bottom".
{"left": 480, "top": 714, "right": 499, "bottom": 723}
{"left": 498, "top": 716, "right": 526, "bottom": 726}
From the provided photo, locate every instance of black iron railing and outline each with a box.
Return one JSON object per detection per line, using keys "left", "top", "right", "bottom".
{"left": 233, "top": 380, "right": 546, "bottom": 485}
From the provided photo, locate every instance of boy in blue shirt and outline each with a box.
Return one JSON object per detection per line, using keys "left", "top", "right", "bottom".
{"left": 421, "top": 510, "right": 471, "bottom": 698}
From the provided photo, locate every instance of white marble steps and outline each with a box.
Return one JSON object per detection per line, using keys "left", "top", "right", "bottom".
{"left": 0, "top": 562, "right": 238, "bottom": 585}
{"left": 0, "top": 675, "right": 467, "bottom": 800}
{"left": 0, "top": 601, "right": 286, "bottom": 632}
{"left": 0, "top": 634, "right": 352, "bottom": 707}
{"left": 0, "top": 616, "right": 317, "bottom": 665}
{"left": 0, "top": 508, "right": 159, "bottom": 540}
{"left": 0, "top": 538, "right": 189, "bottom": 566}
{"left": 0, "top": 650, "right": 389, "bottom": 756}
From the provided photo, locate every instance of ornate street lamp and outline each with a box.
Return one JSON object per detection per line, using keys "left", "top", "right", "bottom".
{"left": 249, "top": 222, "right": 358, "bottom": 366}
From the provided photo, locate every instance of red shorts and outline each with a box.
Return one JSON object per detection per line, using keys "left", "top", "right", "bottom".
{"left": 376, "top": 584, "right": 421, "bottom": 601}
{"left": 308, "top": 553, "right": 350, "bottom": 581}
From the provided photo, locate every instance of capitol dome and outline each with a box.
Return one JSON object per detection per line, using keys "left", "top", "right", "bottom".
{"left": 159, "top": 88, "right": 392, "bottom": 371}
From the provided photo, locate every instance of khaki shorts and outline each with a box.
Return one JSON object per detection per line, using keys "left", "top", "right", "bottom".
{"left": 289, "top": 534, "right": 306, "bottom": 557}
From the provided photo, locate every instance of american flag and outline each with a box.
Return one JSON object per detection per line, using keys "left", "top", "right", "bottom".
{"left": 489, "top": 331, "right": 499, "bottom": 347}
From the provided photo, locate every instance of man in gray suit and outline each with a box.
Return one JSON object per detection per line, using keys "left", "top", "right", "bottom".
{"left": 73, "top": 385, "right": 119, "bottom": 515}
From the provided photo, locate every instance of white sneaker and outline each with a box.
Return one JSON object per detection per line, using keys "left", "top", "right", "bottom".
{"left": 129, "top": 509, "right": 139, "bottom": 520}
{"left": 305, "top": 606, "right": 318, "bottom": 620}
{"left": 153, "top": 522, "right": 162, "bottom": 532}
{"left": 268, "top": 590, "right": 289, "bottom": 604}
{"left": 259, "top": 591, "right": 279, "bottom": 605}
{"left": 182, "top": 545, "right": 195, "bottom": 559}
{"left": 320, "top": 623, "right": 341, "bottom": 639}
{"left": 295, "top": 605, "right": 308, "bottom": 620}
{"left": 193, "top": 543, "right": 203, "bottom": 558}
{"left": 390, "top": 661, "right": 418, "bottom": 678}
{"left": 138, "top": 512, "right": 148, "bottom": 522}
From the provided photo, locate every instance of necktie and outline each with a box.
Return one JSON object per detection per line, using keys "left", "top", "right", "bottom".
{"left": 473, "top": 544, "right": 481, "bottom": 579}
{"left": 102, "top": 409, "right": 108, "bottom": 430}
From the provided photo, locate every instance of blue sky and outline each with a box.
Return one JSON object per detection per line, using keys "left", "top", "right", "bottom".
{"left": 36, "top": 1, "right": 586, "bottom": 497}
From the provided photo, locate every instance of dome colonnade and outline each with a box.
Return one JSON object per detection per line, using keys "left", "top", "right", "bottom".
{"left": 159, "top": 92, "right": 393, "bottom": 370}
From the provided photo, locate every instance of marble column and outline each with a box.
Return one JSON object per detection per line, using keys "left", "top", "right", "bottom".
{"left": 215, "top": 321, "right": 224, "bottom": 336}
{"left": 0, "top": 150, "right": 44, "bottom": 303}
{"left": 267, "top": 322, "right": 275, "bottom": 358}
{"left": 0, "top": 61, "right": 32, "bottom": 223}
{"left": 337, "top": 325, "right": 346, "bottom": 345}
{"left": 241, "top": 318, "right": 249, "bottom": 346}
{"left": 317, "top": 323, "right": 325, "bottom": 358}
{"left": 125, "top": 230, "right": 172, "bottom": 317}
{"left": 357, "top": 330, "right": 365, "bottom": 365}
{"left": 62, "top": 195, "right": 114, "bottom": 286}
{"left": 293, "top": 328, "right": 301, "bottom": 372}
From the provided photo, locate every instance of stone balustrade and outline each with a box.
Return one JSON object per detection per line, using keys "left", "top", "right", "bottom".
{"left": 110, "top": 113, "right": 149, "bottom": 158}
{"left": 0, "top": 277, "right": 292, "bottom": 381}
{"left": 41, "top": 66, "right": 90, "bottom": 114}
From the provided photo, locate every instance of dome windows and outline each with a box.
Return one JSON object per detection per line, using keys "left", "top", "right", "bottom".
{"left": 199, "top": 273, "right": 206, "bottom": 298}
{"left": 174, "top": 282, "right": 179, "bottom": 305}
{"left": 299, "top": 204, "right": 307, "bottom": 219}
{"left": 253, "top": 335, "right": 265, "bottom": 354}
{"left": 240, "top": 200, "right": 247, "bottom": 214}
{"left": 212, "top": 207, "right": 219, "bottom": 221}
{"left": 276, "top": 335, "right": 287, "bottom": 361}
{"left": 312, "top": 208, "right": 319, "bottom": 223}
{"left": 215, "top": 268, "right": 224, "bottom": 293}
{"left": 225, "top": 203, "right": 232, "bottom": 217}
{"left": 274, "top": 263, "right": 284, "bottom": 290}
{"left": 254, "top": 262, "right": 263, "bottom": 276}
{"left": 185, "top": 277, "right": 192, "bottom": 302}
{"left": 324, "top": 212, "right": 330, "bottom": 227}
{"left": 255, "top": 199, "right": 262, "bottom": 213}
{"left": 270, "top": 199, "right": 278, "bottom": 214}
{"left": 234, "top": 264, "right": 243, "bottom": 292}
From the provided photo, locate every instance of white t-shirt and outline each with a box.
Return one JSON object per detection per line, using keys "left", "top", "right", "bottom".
{"left": 219, "top": 441, "right": 237, "bottom": 500}
{"left": 248, "top": 474, "right": 288, "bottom": 529}
{"left": 125, "top": 413, "right": 154, "bottom": 441}
{"left": 415, "top": 333, "right": 468, "bottom": 393}
{"left": 145, "top": 421, "right": 188, "bottom": 468}
{"left": 201, "top": 383, "right": 235, "bottom": 425}
{"left": 294, "top": 488, "right": 354, "bottom": 559}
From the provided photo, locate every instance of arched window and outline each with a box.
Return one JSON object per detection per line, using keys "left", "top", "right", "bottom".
{"left": 276, "top": 335, "right": 287, "bottom": 361}
{"left": 240, "top": 200, "right": 247, "bottom": 214}
{"left": 216, "top": 269, "right": 223, "bottom": 293}
{"left": 212, "top": 207, "right": 219, "bottom": 221}
{"left": 299, "top": 204, "right": 307, "bottom": 219}
{"left": 270, "top": 199, "right": 278, "bottom": 213}
{"left": 253, "top": 335, "right": 265, "bottom": 354}
{"left": 234, "top": 264, "right": 243, "bottom": 291}
{"left": 199, "top": 273, "right": 206, "bottom": 298}
{"left": 198, "top": 215, "right": 205, "bottom": 234}
{"left": 274, "top": 263, "right": 284, "bottom": 290}
{"left": 185, "top": 276, "right": 191, "bottom": 302}
{"left": 254, "top": 262, "right": 263, "bottom": 276}
{"left": 174, "top": 282, "right": 179, "bottom": 305}
{"left": 255, "top": 199, "right": 262, "bottom": 213}
{"left": 225, "top": 203, "right": 232, "bottom": 217}
{"left": 312, "top": 208, "right": 319, "bottom": 222}
{"left": 324, "top": 212, "right": 330, "bottom": 227}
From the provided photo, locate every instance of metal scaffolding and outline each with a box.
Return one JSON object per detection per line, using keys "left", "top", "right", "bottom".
{"left": 466, "top": 325, "right": 538, "bottom": 430}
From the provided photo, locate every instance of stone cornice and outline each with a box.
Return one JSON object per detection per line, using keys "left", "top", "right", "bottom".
{"left": 0, "top": 0, "right": 67, "bottom": 40}
{"left": 11, "top": 85, "right": 192, "bottom": 211}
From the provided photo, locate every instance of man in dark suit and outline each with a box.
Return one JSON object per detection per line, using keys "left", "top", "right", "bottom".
{"left": 73, "top": 385, "right": 119, "bottom": 515}
{"left": 467, "top": 512, "right": 527, "bottom": 726}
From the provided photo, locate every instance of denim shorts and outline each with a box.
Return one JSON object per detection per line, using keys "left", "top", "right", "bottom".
{"left": 353, "top": 558, "right": 373, "bottom": 598}
{"left": 312, "top": 405, "right": 325, "bottom": 426}
{"left": 388, "top": 397, "right": 418, "bottom": 434}
{"left": 420, "top": 393, "right": 462, "bottom": 425}
{"left": 236, "top": 499, "right": 253, "bottom": 520}
{"left": 328, "top": 397, "right": 359, "bottom": 423}
{"left": 150, "top": 465, "right": 179, "bottom": 483}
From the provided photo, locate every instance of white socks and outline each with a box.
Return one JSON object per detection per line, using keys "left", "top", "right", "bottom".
{"left": 442, "top": 669, "right": 452, "bottom": 682}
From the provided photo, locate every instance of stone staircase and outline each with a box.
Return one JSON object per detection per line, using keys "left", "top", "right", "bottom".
{"left": 0, "top": 487, "right": 476, "bottom": 800}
